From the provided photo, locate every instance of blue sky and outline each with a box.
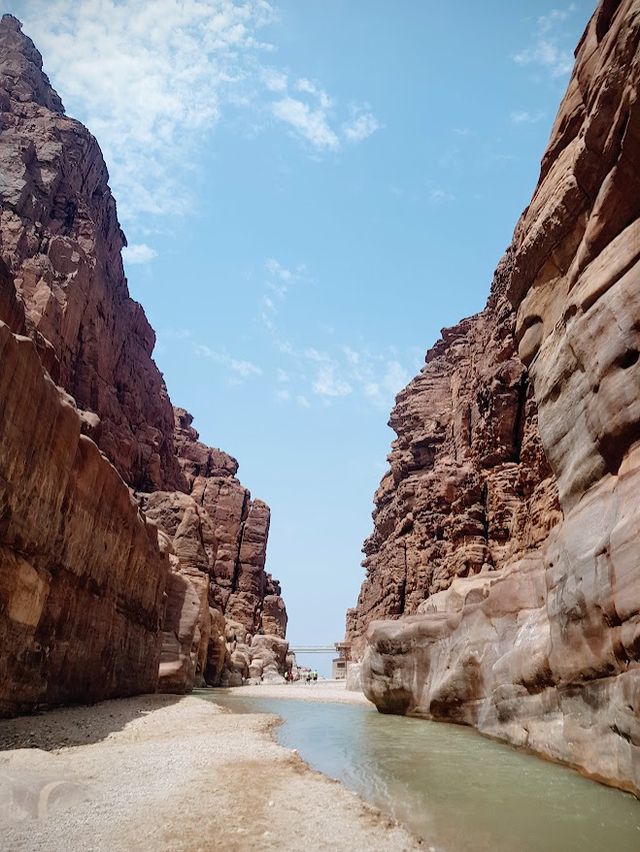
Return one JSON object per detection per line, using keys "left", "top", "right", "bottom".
{"left": 10, "top": 0, "right": 593, "bottom": 673}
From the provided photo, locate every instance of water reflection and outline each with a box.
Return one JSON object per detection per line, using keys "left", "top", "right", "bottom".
{"left": 195, "top": 690, "right": 640, "bottom": 852}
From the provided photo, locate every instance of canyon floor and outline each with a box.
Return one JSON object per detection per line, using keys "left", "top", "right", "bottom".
{"left": 222, "top": 680, "right": 369, "bottom": 705}
{"left": 0, "top": 692, "right": 420, "bottom": 852}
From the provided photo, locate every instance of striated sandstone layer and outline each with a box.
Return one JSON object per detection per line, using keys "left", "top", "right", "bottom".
{"left": 172, "top": 408, "right": 285, "bottom": 638}
{"left": 0, "top": 267, "right": 169, "bottom": 715}
{"left": 0, "top": 14, "right": 182, "bottom": 491}
{"left": 0, "top": 15, "right": 289, "bottom": 710}
{"left": 346, "top": 261, "right": 561, "bottom": 658}
{"left": 142, "top": 410, "right": 289, "bottom": 692}
{"left": 359, "top": 0, "right": 640, "bottom": 796}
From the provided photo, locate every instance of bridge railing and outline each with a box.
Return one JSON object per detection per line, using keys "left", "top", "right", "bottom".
{"left": 289, "top": 645, "right": 337, "bottom": 653}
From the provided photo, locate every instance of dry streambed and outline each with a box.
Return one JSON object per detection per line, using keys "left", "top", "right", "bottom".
{"left": 0, "top": 694, "right": 421, "bottom": 851}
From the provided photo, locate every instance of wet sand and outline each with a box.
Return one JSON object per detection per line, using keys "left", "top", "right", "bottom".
{"left": 0, "top": 694, "right": 420, "bottom": 851}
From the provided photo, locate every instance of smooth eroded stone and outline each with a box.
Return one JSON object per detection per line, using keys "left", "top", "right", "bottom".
{"left": 357, "top": 0, "right": 640, "bottom": 797}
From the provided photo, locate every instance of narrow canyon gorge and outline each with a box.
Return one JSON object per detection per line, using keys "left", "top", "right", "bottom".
{"left": 0, "top": 0, "right": 638, "bottom": 838}
{"left": 2, "top": 3, "right": 639, "bottom": 850}
{"left": 349, "top": 0, "right": 640, "bottom": 797}
{"left": 0, "top": 12, "right": 292, "bottom": 716}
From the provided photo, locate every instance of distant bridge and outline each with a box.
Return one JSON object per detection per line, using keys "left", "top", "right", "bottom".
{"left": 290, "top": 645, "right": 339, "bottom": 654}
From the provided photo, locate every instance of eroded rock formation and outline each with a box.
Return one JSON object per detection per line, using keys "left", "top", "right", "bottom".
{"left": 142, "top": 409, "right": 289, "bottom": 692}
{"left": 0, "top": 14, "right": 289, "bottom": 712}
{"left": 0, "top": 264, "right": 170, "bottom": 715}
{"left": 346, "top": 262, "right": 561, "bottom": 659}
{"left": 357, "top": 0, "right": 640, "bottom": 796}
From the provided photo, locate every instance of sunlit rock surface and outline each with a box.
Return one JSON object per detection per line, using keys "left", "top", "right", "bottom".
{"left": 346, "top": 252, "right": 561, "bottom": 660}
{"left": 0, "top": 14, "right": 288, "bottom": 710}
{"left": 359, "top": 0, "right": 640, "bottom": 795}
{"left": 142, "top": 414, "right": 290, "bottom": 691}
{"left": 0, "top": 297, "right": 169, "bottom": 715}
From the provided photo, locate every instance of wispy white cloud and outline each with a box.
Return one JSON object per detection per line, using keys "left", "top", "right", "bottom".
{"left": 342, "top": 346, "right": 361, "bottom": 365}
{"left": 271, "top": 78, "right": 381, "bottom": 152}
{"left": 513, "top": 4, "right": 579, "bottom": 78}
{"left": 259, "top": 257, "right": 309, "bottom": 354}
{"left": 265, "top": 257, "right": 307, "bottom": 298}
{"left": 193, "top": 343, "right": 262, "bottom": 381}
{"left": 272, "top": 95, "right": 340, "bottom": 151}
{"left": 11, "top": 0, "right": 380, "bottom": 229}
{"left": 266, "top": 258, "right": 294, "bottom": 281}
{"left": 342, "top": 351, "right": 410, "bottom": 409}
{"left": 300, "top": 345, "right": 412, "bottom": 408}
{"left": 122, "top": 243, "right": 157, "bottom": 264}
{"left": 262, "top": 66, "right": 288, "bottom": 92}
{"left": 295, "top": 77, "right": 332, "bottom": 108}
{"left": 538, "top": 5, "right": 578, "bottom": 34}
{"left": 510, "top": 110, "right": 546, "bottom": 125}
{"left": 429, "top": 188, "right": 456, "bottom": 204}
{"left": 437, "top": 147, "right": 463, "bottom": 173}
{"left": 231, "top": 359, "right": 262, "bottom": 378}
{"left": 11, "top": 0, "right": 278, "bottom": 225}
{"left": 343, "top": 107, "right": 381, "bottom": 144}
{"left": 257, "top": 258, "right": 418, "bottom": 409}
{"left": 305, "top": 347, "right": 353, "bottom": 398}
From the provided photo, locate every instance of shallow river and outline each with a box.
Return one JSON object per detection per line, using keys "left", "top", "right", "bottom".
{"left": 195, "top": 689, "right": 640, "bottom": 851}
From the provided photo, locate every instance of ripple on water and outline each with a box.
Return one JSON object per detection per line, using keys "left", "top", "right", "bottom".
{"left": 195, "top": 690, "right": 640, "bottom": 852}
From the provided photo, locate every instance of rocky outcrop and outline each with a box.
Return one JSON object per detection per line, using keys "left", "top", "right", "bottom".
{"left": 346, "top": 265, "right": 561, "bottom": 658}
{"left": 0, "top": 297, "right": 169, "bottom": 715}
{"left": 141, "top": 414, "right": 289, "bottom": 691}
{"left": 359, "top": 0, "right": 640, "bottom": 796}
{"left": 0, "top": 15, "right": 288, "bottom": 710}
{"left": 0, "top": 14, "right": 183, "bottom": 492}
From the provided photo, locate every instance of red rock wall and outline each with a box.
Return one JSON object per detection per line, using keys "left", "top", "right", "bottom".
{"left": 0, "top": 15, "right": 183, "bottom": 492}
{"left": 141, "top": 411, "right": 288, "bottom": 692}
{"left": 346, "top": 263, "right": 561, "bottom": 658}
{"left": 0, "top": 311, "right": 169, "bottom": 715}
{"left": 0, "top": 14, "right": 288, "bottom": 707}
{"left": 359, "top": 0, "right": 640, "bottom": 796}
{"left": 172, "top": 408, "right": 286, "bottom": 641}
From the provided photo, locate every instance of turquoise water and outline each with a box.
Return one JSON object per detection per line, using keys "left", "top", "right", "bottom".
{"left": 195, "top": 690, "right": 640, "bottom": 851}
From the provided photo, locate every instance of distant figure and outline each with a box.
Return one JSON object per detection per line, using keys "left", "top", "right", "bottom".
{"left": 306, "top": 671, "right": 311, "bottom": 683}
{"left": 312, "top": 670, "right": 318, "bottom": 682}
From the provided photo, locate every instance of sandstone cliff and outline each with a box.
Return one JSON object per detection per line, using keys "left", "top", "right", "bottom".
{"left": 0, "top": 260, "right": 170, "bottom": 715}
{"left": 141, "top": 409, "right": 288, "bottom": 692}
{"left": 0, "top": 14, "right": 289, "bottom": 712}
{"left": 357, "top": 0, "right": 640, "bottom": 797}
{"left": 346, "top": 262, "right": 561, "bottom": 658}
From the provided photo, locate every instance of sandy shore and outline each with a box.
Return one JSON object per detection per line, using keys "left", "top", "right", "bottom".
{"left": 0, "top": 694, "right": 420, "bottom": 851}
{"left": 220, "top": 679, "right": 370, "bottom": 705}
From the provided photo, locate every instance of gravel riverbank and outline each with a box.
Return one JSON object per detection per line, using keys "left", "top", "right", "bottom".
{"left": 0, "top": 693, "right": 420, "bottom": 851}
{"left": 219, "top": 679, "right": 370, "bottom": 705}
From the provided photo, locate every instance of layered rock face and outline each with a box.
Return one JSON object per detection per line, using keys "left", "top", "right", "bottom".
{"left": 359, "top": 0, "right": 640, "bottom": 796}
{"left": 0, "top": 15, "right": 288, "bottom": 710}
{"left": 0, "top": 16, "right": 183, "bottom": 492}
{"left": 0, "top": 263, "right": 170, "bottom": 715}
{"left": 141, "top": 410, "right": 289, "bottom": 692}
{"left": 346, "top": 265, "right": 561, "bottom": 659}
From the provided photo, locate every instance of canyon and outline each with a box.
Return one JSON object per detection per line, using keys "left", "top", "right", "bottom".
{"left": 353, "top": 0, "right": 640, "bottom": 797}
{"left": 0, "top": 0, "right": 638, "bottom": 815}
{"left": 0, "top": 13, "right": 290, "bottom": 716}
